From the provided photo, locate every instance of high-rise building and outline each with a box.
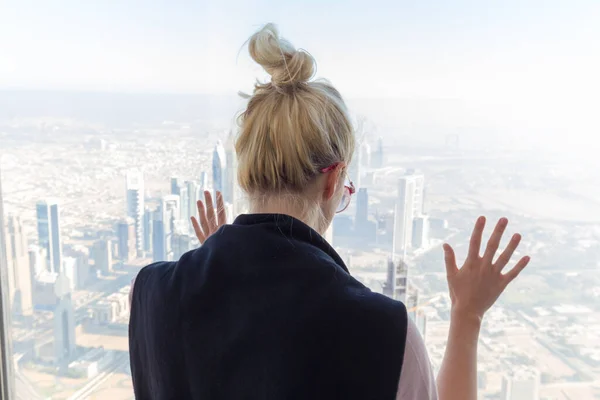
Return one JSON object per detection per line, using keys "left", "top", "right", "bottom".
{"left": 36, "top": 199, "right": 62, "bottom": 273}
{"left": 179, "top": 184, "right": 189, "bottom": 221}
{"left": 412, "top": 216, "right": 430, "bottom": 249}
{"left": 6, "top": 215, "right": 33, "bottom": 317}
{"left": 212, "top": 141, "right": 227, "bottom": 198}
{"left": 186, "top": 181, "right": 199, "bottom": 223}
{"left": 500, "top": 367, "right": 540, "bottom": 400}
{"left": 355, "top": 188, "right": 369, "bottom": 229}
{"left": 152, "top": 196, "right": 178, "bottom": 262}
{"left": 92, "top": 239, "right": 112, "bottom": 274}
{"left": 126, "top": 169, "right": 145, "bottom": 255}
{"left": 0, "top": 164, "right": 15, "bottom": 398}
{"left": 28, "top": 245, "right": 47, "bottom": 278}
{"left": 199, "top": 171, "right": 208, "bottom": 191}
{"left": 393, "top": 173, "right": 425, "bottom": 254}
{"left": 170, "top": 177, "right": 182, "bottom": 196}
{"left": 143, "top": 207, "right": 153, "bottom": 254}
{"left": 382, "top": 256, "right": 409, "bottom": 303}
{"left": 116, "top": 218, "right": 136, "bottom": 261}
{"left": 53, "top": 272, "right": 76, "bottom": 367}
{"left": 0, "top": 166, "right": 7, "bottom": 289}
{"left": 224, "top": 130, "right": 237, "bottom": 205}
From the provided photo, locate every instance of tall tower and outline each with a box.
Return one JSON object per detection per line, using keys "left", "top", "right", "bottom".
{"left": 393, "top": 173, "right": 425, "bottom": 254}
{"left": 93, "top": 239, "right": 112, "bottom": 274}
{"left": 186, "top": 181, "right": 199, "bottom": 223}
{"left": 116, "top": 218, "right": 136, "bottom": 261}
{"left": 53, "top": 272, "right": 76, "bottom": 368}
{"left": 152, "top": 196, "right": 178, "bottom": 262}
{"left": 143, "top": 207, "right": 153, "bottom": 254}
{"left": 212, "top": 141, "right": 227, "bottom": 198}
{"left": 36, "top": 199, "right": 62, "bottom": 273}
{"left": 126, "top": 169, "right": 145, "bottom": 255}
{"left": 6, "top": 215, "right": 33, "bottom": 317}
{"left": 0, "top": 164, "right": 14, "bottom": 399}
{"left": 224, "top": 130, "right": 237, "bottom": 205}
{"left": 382, "top": 256, "right": 409, "bottom": 303}
{"left": 355, "top": 188, "right": 369, "bottom": 230}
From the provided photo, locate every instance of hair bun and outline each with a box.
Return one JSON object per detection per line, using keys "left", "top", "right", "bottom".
{"left": 248, "top": 23, "right": 315, "bottom": 88}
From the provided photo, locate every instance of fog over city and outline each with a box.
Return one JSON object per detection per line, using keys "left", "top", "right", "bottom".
{"left": 1, "top": 1, "right": 600, "bottom": 399}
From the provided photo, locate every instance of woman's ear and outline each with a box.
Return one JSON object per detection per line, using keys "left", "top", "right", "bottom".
{"left": 322, "top": 164, "right": 344, "bottom": 201}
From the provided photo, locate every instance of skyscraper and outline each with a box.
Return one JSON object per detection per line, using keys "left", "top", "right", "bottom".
{"left": 152, "top": 196, "right": 178, "bottom": 262}
{"left": 393, "top": 173, "right": 425, "bottom": 254}
{"left": 116, "top": 218, "right": 136, "bottom": 261}
{"left": 36, "top": 199, "right": 62, "bottom": 273}
{"left": 53, "top": 272, "right": 76, "bottom": 367}
{"left": 382, "top": 256, "right": 409, "bottom": 303}
{"left": 143, "top": 207, "right": 153, "bottom": 254}
{"left": 126, "top": 169, "right": 145, "bottom": 255}
{"left": 212, "top": 141, "right": 227, "bottom": 198}
{"left": 6, "top": 215, "right": 33, "bottom": 317}
{"left": 412, "top": 216, "right": 430, "bottom": 249}
{"left": 186, "top": 180, "right": 199, "bottom": 223}
{"left": 355, "top": 188, "right": 369, "bottom": 229}
{"left": 93, "top": 239, "right": 112, "bottom": 274}
{"left": 0, "top": 165, "right": 16, "bottom": 399}
{"left": 224, "top": 130, "right": 236, "bottom": 205}
{"left": 170, "top": 177, "right": 182, "bottom": 196}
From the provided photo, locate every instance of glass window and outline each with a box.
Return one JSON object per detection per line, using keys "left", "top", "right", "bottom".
{"left": 1, "top": 1, "right": 599, "bottom": 399}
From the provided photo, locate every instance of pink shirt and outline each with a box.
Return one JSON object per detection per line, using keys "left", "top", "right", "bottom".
{"left": 397, "top": 317, "right": 438, "bottom": 399}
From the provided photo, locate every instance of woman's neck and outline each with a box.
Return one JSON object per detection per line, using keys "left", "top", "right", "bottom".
{"left": 249, "top": 197, "right": 325, "bottom": 234}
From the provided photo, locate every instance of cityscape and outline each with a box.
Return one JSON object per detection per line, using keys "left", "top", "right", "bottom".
{"left": 0, "top": 89, "right": 599, "bottom": 400}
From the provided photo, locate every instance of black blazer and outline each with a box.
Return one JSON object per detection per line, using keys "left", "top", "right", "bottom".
{"left": 129, "top": 214, "right": 407, "bottom": 399}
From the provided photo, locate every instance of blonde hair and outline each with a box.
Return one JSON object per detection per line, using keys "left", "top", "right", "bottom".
{"left": 236, "top": 23, "right": 355, "bottom": 197}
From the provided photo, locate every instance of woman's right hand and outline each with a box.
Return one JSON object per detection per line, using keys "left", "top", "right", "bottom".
{"left": 443, "top": 216, "right": 530, "bottom": 321}
{"left": 191, "top": 190, "right": 227, "bottom": 244}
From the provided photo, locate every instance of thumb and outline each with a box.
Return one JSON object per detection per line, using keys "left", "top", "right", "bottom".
{"left": 443, "top": 243, "right": 458, "bottom": 277}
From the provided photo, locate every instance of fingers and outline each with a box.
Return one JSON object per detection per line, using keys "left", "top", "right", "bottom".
{"left": 468, "top": 216, "right": 486, "bottom": 260}
{"left": 502, "top": 255, "right": 530, "bottom": 284}
{"left": 443, "top": 243, "right": 458, "bottom": 277}
{"left": 494, "top": 233, "right": 521, "bottom": 271}
{"left": 216, "top": 191, "right": 227, "bottom": 226}
{"left": 190, "top": 216, "right": 206, "bottom": 244}
{"left": 204, "top": 191, "right": 217, "bottom": 231}
{"left": 197, "top": 199, "right": 211, "bottom": 238}
{"left": 483, "top": 218, "right": 508, "bottom": 263}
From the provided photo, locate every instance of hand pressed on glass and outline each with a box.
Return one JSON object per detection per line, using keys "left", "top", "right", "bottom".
{"left": 190, "top": 190, "right": 227, "bottom": 244}
{"left": 443, "top": 216, "right": 531, "bottom": 321}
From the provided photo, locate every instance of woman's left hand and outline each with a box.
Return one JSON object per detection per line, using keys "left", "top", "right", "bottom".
{"left": 191, "top": 190, "right": 227, "bottom": 244}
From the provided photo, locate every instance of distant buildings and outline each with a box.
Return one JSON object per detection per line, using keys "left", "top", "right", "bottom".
{"left": 412, "top": 216, "right": 430, "bottom": 249}
{"left": 224, "top": 131, "right": 236, "bottom": 206}
{"left": 36, "top": 199, "right": 63, "bottom": 273}
{"left": 116, "top": 218, "right": 136, "bottom": 261}
{"left": 92, "top": 239, "right": 112, "bottom": 274}
{"left": 152, "top": 195, "right": 179, "bottom": 262}
{"left": 6, "top": 215, "right": 33, "bottom": 317}
{"left": 126, "top": 169, "right": 145, "bottom": 255}
{"left": 383, "top": 257, "right": 409, "bottom": 303}
{"left": 500, "top": 367, "right": 540, "bottom": 400}
{"left": 212, "top": 141, "right": 226, "bottom": 198}
{"left": 53, "top": 272, "right": 76, "bottom": 367}
{"left": 393, "top": 173, "right": 425, "bottom": 255}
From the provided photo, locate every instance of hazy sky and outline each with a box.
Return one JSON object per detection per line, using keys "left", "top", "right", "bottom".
{"left": 1, "top": 0, "right": 598, "bottom": 98}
